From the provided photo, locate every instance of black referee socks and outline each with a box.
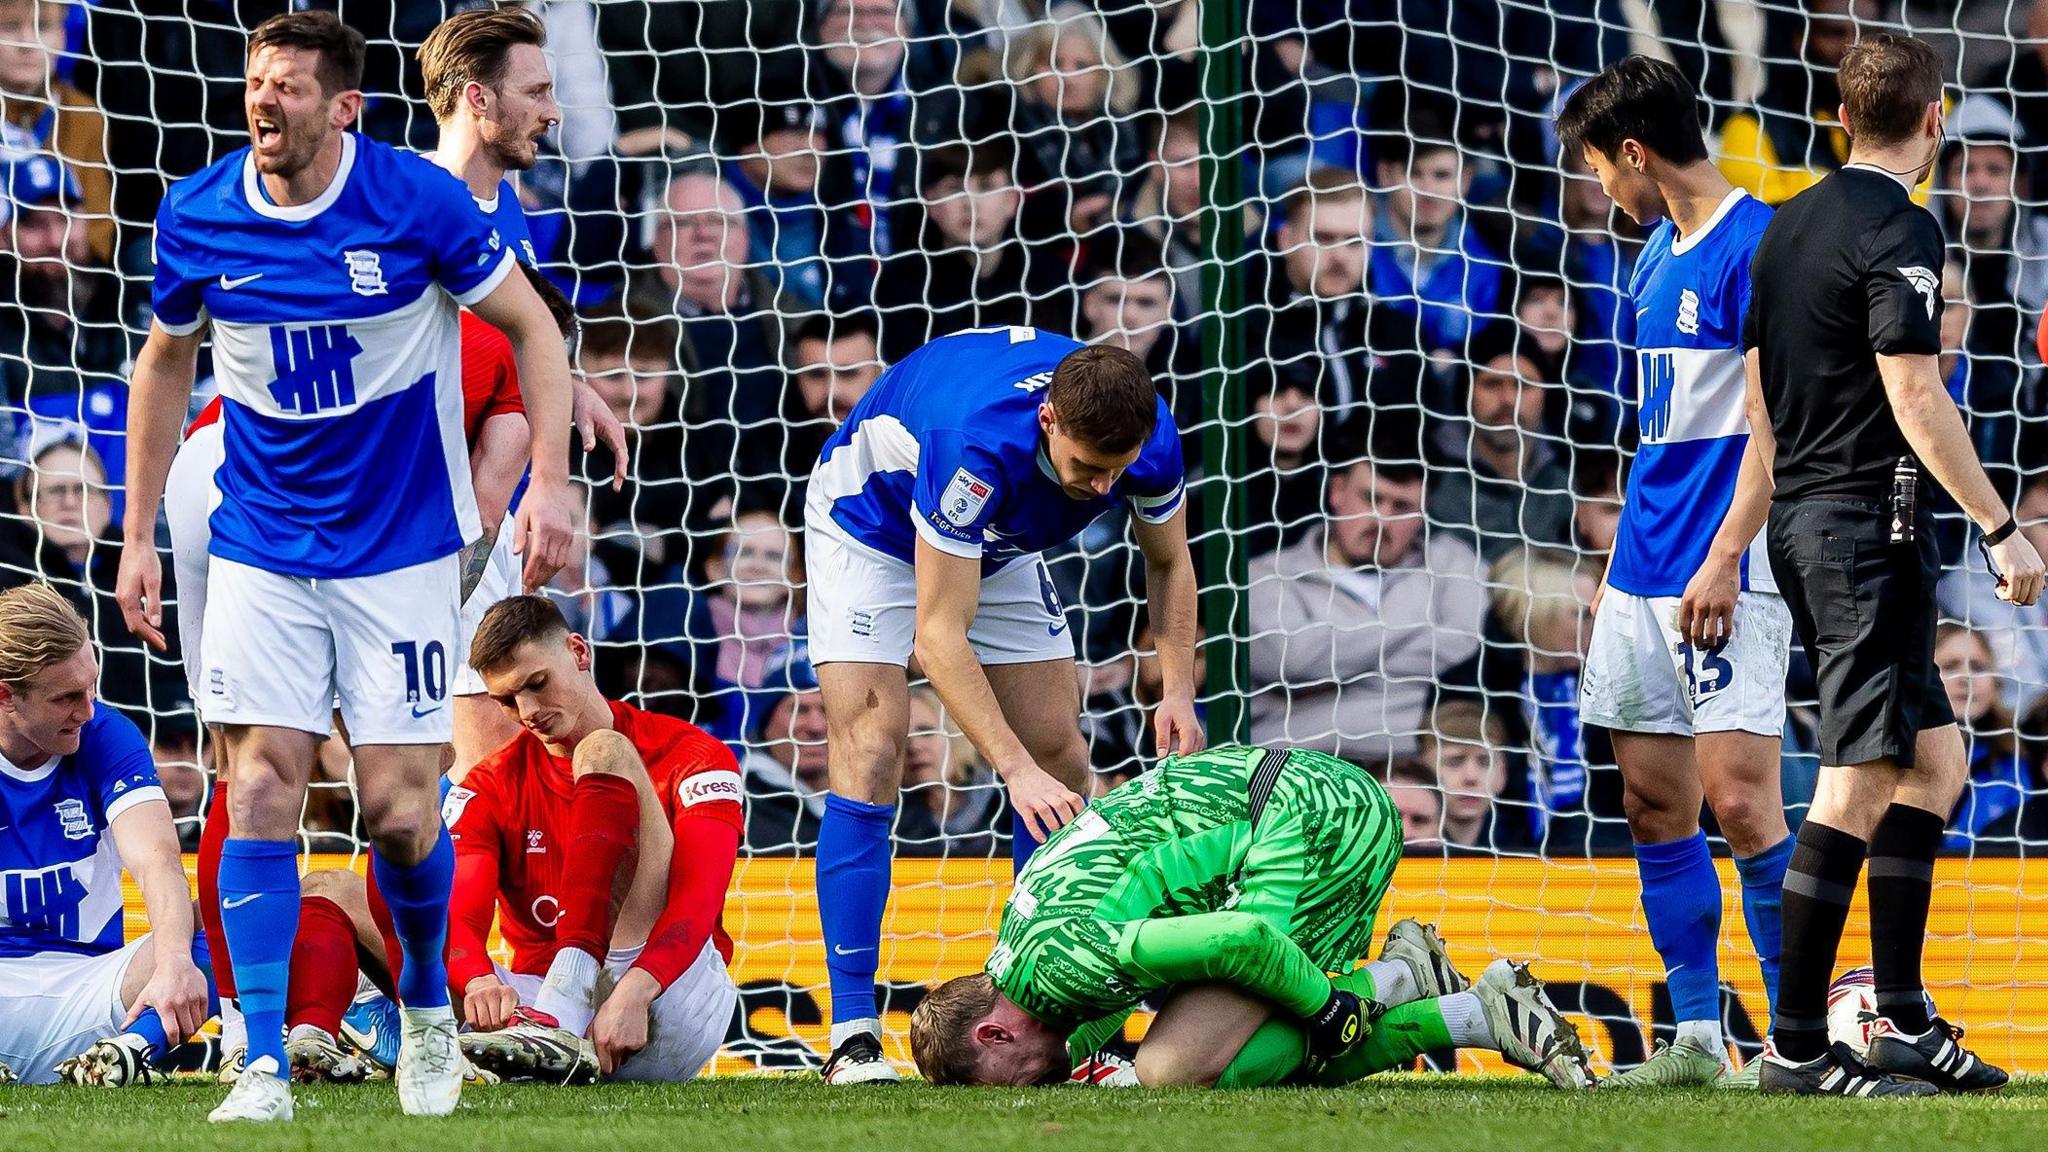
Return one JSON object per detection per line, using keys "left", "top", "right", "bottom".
{"left": 1773, "top": 821, "right": 1868, "bottom": 1062}
{"left": 1867, "top": 803, "right": 1946, "bottom": 1035}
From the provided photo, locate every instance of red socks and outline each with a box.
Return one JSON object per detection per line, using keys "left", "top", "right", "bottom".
{"left": 197, "top": 780, "right": 236, "bottom": 999}
{"left": 554, "top": 773, "right": 641, "bottom": 958}
{"left": 286, "top": 896, "right": 360, "bottom": 1037}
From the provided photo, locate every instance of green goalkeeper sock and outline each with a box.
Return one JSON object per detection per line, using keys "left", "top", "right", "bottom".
{"left": 1213, "top": 967, "right": 1384, "bottom": 1088}
{"left": 1311, "top": 999, "right": 1454, "bottom": 1086}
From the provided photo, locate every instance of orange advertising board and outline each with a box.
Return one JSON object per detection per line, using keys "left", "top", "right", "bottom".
{"left": 139, "top": 855, "right": 2048, "bottom": 1075}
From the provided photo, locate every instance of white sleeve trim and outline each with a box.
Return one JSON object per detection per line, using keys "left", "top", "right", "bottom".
{"left": 913, "top": 512, "right": 984, "bottom": 559}
{"left": 451, "top": 248, "right": 519, "bottom": 307}
{"left": 105, "top": 785, "right": 168, "bottom": 823}
{"left": 155, "top": 310, "right": 207, "bottom": 338}
{"left": 1129, "top": 481, "right": 1185, "bottom": 524}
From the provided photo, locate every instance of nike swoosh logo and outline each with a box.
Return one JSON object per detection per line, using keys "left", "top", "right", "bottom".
{"left": 219, "top": 273, "right": 264, "bottom": 289}
{"left": 1635, "top": 306, "right": 1652, "bottom": 319}
{"left": 1047, "top": 622, "right": 1068, "bottom": 637}
{"left": 832, "top": 945, "right": 876, "bottom": 956}
{"left": 411, "top": 704, "right": 444, "bottom": 719}
{"left": 222, "top": 893, "right": 262, "bottom": 910}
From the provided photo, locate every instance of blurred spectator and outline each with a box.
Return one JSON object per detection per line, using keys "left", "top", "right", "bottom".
{"left": 152, "top": 715, "right": 202, "bottom": 850}
{"left": 872, "top": 140, "right": 1065, "bottom": 360}
{"left": 1249, "top": 171, "right": 1426, "bottom": 415}
{"left": 1714, "top": 0, "right": 1875, "bottom": 204}
{"left": 0, "top": 433, "right": 182, "bottom": 723}
{"left": 1091, "top": 0, "right": 1198, "bottom": 115}
{"left": 1075, "top": 230, "right": 1194, "bottom": 420}
{"left": 1489, "top": 546, "right": 1604, "bottom": 848}
{"left": 631, "top": 164, "right": 790, "bottom": 453}
{"left": 740, "top": 638, "right": 829, "bottom": 852}
{"left": 1241, "top": 370, "right": 1328, "bottom": 557}
{"left": 1248, "top": 446, "right": 1489, "bottom": 765}
{"left": 573, "top": 309, "right": 736, "bottom": 583}
{"left": 1417, "top": 698, "right": 1528, "bottom": 852}
{"left": 0, "top": 152, "right": 132, "bottom": 494}
{"left": 1426, "top": 327, "right": 1574, "bottom": 561}
{"left": 0, "top": 0, "right": 111, "bottom": 263}
{"left": 1932, "top": 259, "right": 2021, "bottom": 490}
{"left": 1514, "top": 147, "right": 1637, "bottom": 401}
{"left": 895, "top": 686, "right": 1008, "bottom": 857}
{"left": 811, "top": 0, "right": 967, "bottom": 258}
{"left": 542, "top": 501, "right": 633, "bottom": 642}
{"left": 1370, "top": 110, "right": 1508, "bottom": 357}
{"left": 1127, "top": 106, "right": 1207, "bottom": 308}
{"left": 703, "top": 505, "right": 803, "bottom": 690}
{"left": 1932, "top": 122, "right": 2043, "bottom": 459}
{"left": 1378, "top": 755, "right": 1444, "bottom": 849}
{"left": 1934, "top": 622, "right": 2032, "bottom": 850}
{"left": 1001, "top": 4, "right": 1146, "bottom": 244}
{"left": 598, "top": 0, "right": 811, "bottom": 154}
{"left": 722, "top": 98, "right": 872, "bottom": 311}
{"left": 1940, "top": 472, "right": 2048, "bottom": 714}
{"left": 1571, "top": 449, "right": 1622, "bottom": 567}
{"left": 779, "top": 310, "right": 885, "bottom": 506}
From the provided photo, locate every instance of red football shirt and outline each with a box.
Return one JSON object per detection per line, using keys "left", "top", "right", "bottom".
{"left": 184, "top": 311, "right": 523, "bottom": 440}
{"left": 445, "top": 700, "right": 742, "bottom": 992}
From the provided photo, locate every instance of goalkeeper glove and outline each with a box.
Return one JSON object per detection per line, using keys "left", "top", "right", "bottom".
{"left": 1303, "top": 986, "right": 1366, "bottom": 1061}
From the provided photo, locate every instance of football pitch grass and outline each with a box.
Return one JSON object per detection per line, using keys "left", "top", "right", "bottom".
{"left": 6, "top": 1076, "right": 2048, "bottom": 1151}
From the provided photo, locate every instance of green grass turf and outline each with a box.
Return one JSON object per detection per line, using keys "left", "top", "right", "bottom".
{"left": 6, "top": 1076, "right": 2048, "bottom": 1152}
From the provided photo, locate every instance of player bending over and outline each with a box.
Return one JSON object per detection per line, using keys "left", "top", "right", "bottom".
{"left": 117, "top": 11, "right": 577, "bottom": 1122}
{"left": 0, "top": 585, "right": 215, "bottom": 1085}
{"left": 1560, "top": 57, "right": 1793, "bottom": 1088}
{"left": 908, "top": 746, "right": 1593, "bottom": 1089}
{"left": 808, "top": 328, "right": 1203, "bottom": 1082}
{"left": 445, "top": 596, "right": 741, "bottom": 1083}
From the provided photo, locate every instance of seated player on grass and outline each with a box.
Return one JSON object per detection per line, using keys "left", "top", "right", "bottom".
{"left": 909, "top": 745, "right": 1595, "bottom": 1089}
{"left": 446, "top": 596, "right": 743, "bottom": 1082}
{"left": 0, "top": 584, "right": 216, "bottom": 1085}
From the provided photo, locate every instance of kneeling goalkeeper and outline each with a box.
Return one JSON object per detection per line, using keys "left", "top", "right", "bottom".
{"left": 910, "top": 746, "right": 1594, "bottom": 1088}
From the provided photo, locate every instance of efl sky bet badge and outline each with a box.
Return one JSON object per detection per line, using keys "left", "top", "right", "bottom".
{"left": 942, "top": 468, "right": 994, "bottom": 528}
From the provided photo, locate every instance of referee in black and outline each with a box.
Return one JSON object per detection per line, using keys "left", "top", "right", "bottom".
{"left": 1741, "top": 33, "right": 2044, "bottom": 1097}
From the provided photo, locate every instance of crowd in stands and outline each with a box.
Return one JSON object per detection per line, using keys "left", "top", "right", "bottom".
{"left": 1, "top": 0, "right": 2047, "bottom": 857}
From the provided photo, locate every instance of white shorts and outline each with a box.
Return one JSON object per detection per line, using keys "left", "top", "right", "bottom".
{"left": 804, "top": 516, "right": 1076, "bottom": 667}
{"left": 1581, "top": 588, "right": 1793, "bottom": 738}
{"left": 453, "top": 518, "right": 519, "bottom": 697}
{"left": 0, "top": 935, "right": 148, "bottom": 1084}
{"left": 165, "top": 422, "right": 225, "bottom": 705}
{"left": 494, "top": 940, "right": 735, "bottom": 1082}
{"left": 201, "top": 553, "right": 462, "bottom": 744}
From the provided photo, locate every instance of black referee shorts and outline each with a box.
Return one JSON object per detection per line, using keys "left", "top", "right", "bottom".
{"left": 1766, "top": 497, "right": 1954, "bottom": 768}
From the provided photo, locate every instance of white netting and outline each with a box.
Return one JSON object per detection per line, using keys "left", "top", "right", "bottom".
{"left": 0, "top": 0, "right": 2045, "bottom": 1073}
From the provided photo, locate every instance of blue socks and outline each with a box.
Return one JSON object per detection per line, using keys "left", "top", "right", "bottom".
{"left": 218, "top": 838, "right": 300, "bottom": 1071}
{"left": 123, "top": 929, "right": 223, "bottom": 1059}
{"left": 817, "top": 792, "right": 894, "bottom": 1024}
{"left": 371, "top": 824, "right": 456, "bottom": 1010}
{"left": 1012, "top": 809, "right": 1041, "bottom": 874}
{"left": 1635, "top": 831, "right": 1723, "bottom": 1028}
{"left": 1735, "top": 834, "right": 1792, "bottom": 1023}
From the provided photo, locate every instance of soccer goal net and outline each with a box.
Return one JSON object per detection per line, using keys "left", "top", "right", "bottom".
{"left": 0, "top": 0, "right": 2043, "bottom": 1075}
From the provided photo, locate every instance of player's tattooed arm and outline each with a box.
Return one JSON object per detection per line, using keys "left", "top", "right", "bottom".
{"left": 458, "top": 525, "right": 499, "bottom": 602}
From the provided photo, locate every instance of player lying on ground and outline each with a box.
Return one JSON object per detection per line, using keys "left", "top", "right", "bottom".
{"left": 908, "top": 746, "right": 1594, "bottom": 1089}
{"left": 1559, "top": 56, "right": 1793, "bottom": 1089}
{"left": 807, "top": 327, "right": 1202, "bottom": 1082}
{"left": 0, "top": 585, "right": 215, "bottom": 1086}
{"left": 445, "top": 596, "right": 742, "bottom": 1083}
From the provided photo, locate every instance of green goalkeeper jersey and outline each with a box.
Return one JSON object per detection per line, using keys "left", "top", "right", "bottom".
{"left": 985, "top": 746, "right": 1401, "bottom": 1047}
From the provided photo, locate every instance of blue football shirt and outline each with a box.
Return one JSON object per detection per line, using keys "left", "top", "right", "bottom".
{"left": 0, "top": 708, "right": 161, "bottom": 959}
{"left": 809, "top": 327, "right": 1185, "bottom": 572}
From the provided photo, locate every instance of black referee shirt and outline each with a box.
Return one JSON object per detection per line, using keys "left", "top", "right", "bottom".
{"left": 1743, "top": 166, "right": 1946, "bottom": 502}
